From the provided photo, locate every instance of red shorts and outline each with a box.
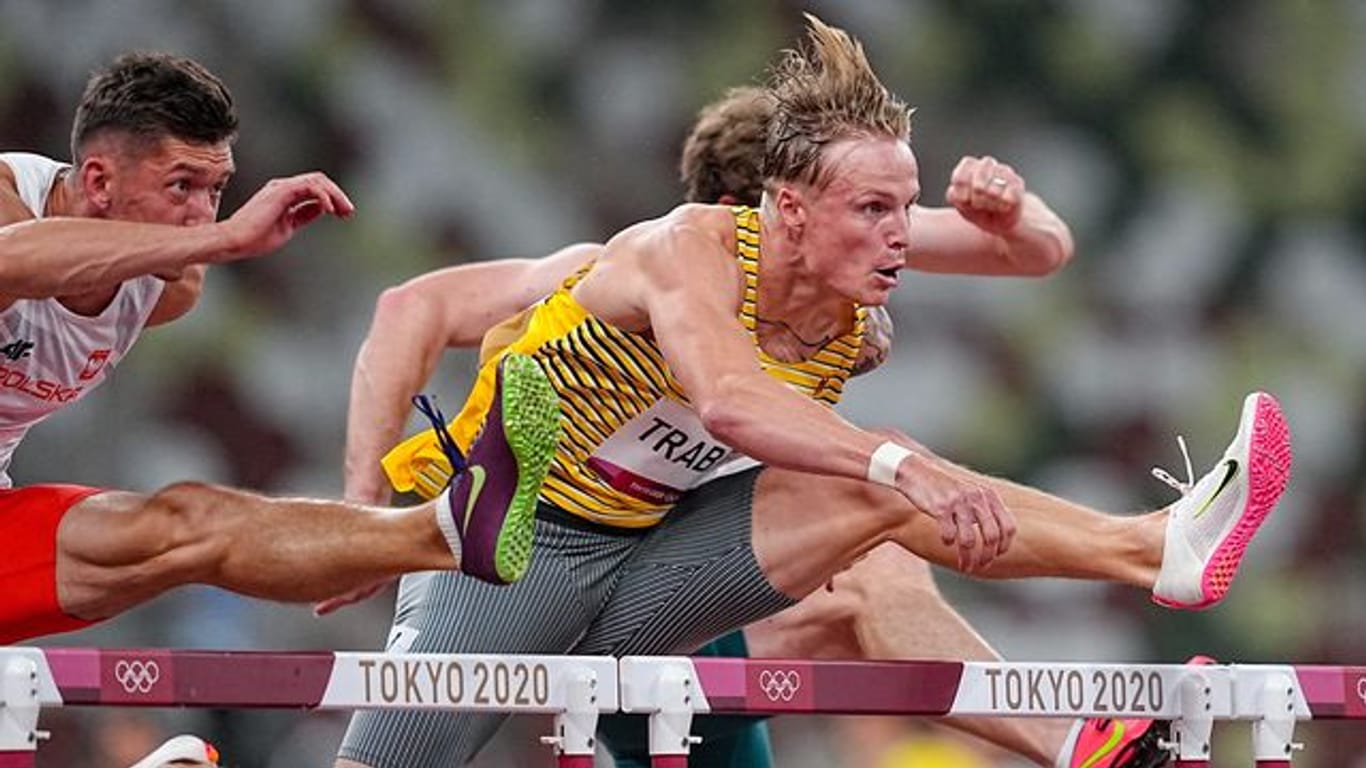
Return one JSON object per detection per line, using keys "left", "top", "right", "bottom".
{"left": 0, "top": 484, "right": 104, "bottom": 643}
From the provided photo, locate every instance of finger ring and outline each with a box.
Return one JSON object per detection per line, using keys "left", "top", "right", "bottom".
{"left": 989, "top": 176, "right": 1008, "bottom": 187}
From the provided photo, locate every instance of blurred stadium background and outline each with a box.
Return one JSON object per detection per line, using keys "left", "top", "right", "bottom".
{"left": 3, "top": 0, "right": 1364, "bottom": 765}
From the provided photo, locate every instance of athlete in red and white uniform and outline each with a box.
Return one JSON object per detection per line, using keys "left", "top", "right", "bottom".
{"left": 0, "top": 51, "right": 545, "bottom": 644}
{"left": 0, "top": 151, "right": 168, "bottom": 636}
{"left": 0, "top": 152, "right": 165, "bottom": 488}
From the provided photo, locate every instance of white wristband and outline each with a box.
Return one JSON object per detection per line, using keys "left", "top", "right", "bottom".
{"left": 867, "top": 441, "right": 913, "bottom": 487}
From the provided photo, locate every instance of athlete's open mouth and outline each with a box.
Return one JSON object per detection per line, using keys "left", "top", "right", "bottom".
{"left": 875, "top": 267, "right": 900, "bottom": 279}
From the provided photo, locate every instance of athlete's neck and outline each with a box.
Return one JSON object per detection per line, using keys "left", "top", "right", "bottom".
{"left": 753, "top": 220, "right": 854, "bottom": 362}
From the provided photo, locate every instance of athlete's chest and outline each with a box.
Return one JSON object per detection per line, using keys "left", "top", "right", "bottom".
{"left": 0, "top": 296, "right": 143, "bottom": 418}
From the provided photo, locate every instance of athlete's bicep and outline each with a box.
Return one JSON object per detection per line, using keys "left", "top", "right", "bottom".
{"left": 383, "top": 260, "right": 535, "bottom": 348}
{"left": 0, "top": 164, "right": 32, "bottom": 227}
{"left": 524, "top": 242, "right": 599, "bottom": 298}
{"left": 145, "top": 266, "right": 206, "bottom": 327}
{"left": 0, "top": 166, "right": 36, "bottom": 308}
{"left": 904, "top": 205, "right": 1006, "bottom": 275}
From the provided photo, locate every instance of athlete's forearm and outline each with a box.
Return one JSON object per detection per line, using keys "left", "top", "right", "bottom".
{"left": 995, "top": 192, "right": 1073, "bottom": 275}
{"left": 343, "top": 287, "right": 449, "bottom": 503}
{"left": 906, "top": 195, "right": 1073, "bottom": 277}
{"left": 0, "top": 217, "right": 235, "bottom": 298}
{"left": 697, "top": 371, "right": 888, "bottom": 482}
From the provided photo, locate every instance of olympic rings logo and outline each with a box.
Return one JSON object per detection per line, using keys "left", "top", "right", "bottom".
{"left": 758, "top": 669, "right": 802, "bottom": 702}
{"left": 113, "top": 659, "right": 161, "bottom": 694}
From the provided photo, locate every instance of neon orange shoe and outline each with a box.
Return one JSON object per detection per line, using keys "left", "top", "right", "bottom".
{"left": 1063, "top": 718, "right": 1170, "bottom": 768}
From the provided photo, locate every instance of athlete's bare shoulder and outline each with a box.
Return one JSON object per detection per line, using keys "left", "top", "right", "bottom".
{"left": 0, "top": 159, "right": 34, "bottom": 227}
{"left": 601, "top": 203, "right": 737, "bottom": 265}
{"left": 581, "top": 203, "right": 745, "bottom": 331}
{"left": 642, "top": 203, "right": 742, "bottom": 266}
{"left": 666, "top": 202, "right": 740, "bottom": 240}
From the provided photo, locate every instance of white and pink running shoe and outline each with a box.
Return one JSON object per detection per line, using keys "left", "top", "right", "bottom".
{"left": 1151, "top": 391, "right": 1292, "bottom": 610}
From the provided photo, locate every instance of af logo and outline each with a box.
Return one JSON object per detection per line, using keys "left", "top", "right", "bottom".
{"left": 1, "top": 338, "right": 34, "bottom": 361}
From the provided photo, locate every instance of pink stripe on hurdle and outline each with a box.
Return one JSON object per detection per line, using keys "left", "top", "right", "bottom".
{"left": 691, "top": 658, "right": 963, "bottom": 715}
{"left": 43, "top": 648, "right": 336, "bottom": 708}
{"left": 1294, "top": 665, "right": 1366, "bottom": 718}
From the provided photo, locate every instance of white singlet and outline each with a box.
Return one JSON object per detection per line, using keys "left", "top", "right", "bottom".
{"left": 0, "top": 152, "right": 164, "bottom": 488}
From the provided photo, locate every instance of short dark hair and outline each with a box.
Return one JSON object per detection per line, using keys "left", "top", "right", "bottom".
{"left": 71, "top": 51, "right": 238, "bottom": 162}
{"left": 679, "top": 86, "right": 773, "bottom": 206}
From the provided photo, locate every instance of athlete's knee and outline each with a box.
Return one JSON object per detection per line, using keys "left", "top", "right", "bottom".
{"left": 835, "top": 474, "right": 912, "bottom": 533}
{"left": 844, "top": 546, "right": 940, "bottom": 600}
{"left": 137, "top": 481, "right": 241, "bottom": 580}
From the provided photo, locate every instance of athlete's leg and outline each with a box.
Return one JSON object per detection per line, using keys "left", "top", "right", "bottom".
{"left": 580, "top": 394, "right": 1287, "bottom": 651}
{"left": 891, "top": 465, "right": 1166, "bottom": 587}
{"left": 890, "top": 389, "right": 1290, "bottom": 609}
{"left": 568, "top": 468, "right": 1144, "bottom": 767}
{"left": 749, "top": 463, "right": 1159, "bottom": 600}
{"left": 336, "top": 509, "right": 641, "bottom": 768}
{"left": 570, "top": 462, "right": 1157, "bottom": 660}
{"left": 747, "top": 546, "right": 1069, "bottom": 766}
{"left": 55, "top": 483, "right": 456, "bottom": 620}
{"left": 1, "top": 484, "right": 107, "bottom": 642}
{"left": 54, "top": 351, "right": 561, "bottom": 627}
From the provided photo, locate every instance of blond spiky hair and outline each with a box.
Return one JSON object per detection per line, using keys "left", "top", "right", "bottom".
{"left": 764, "top": 13, "right": 914, "bottom": 189}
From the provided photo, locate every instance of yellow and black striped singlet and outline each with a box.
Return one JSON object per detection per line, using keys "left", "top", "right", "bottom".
{"left": 383, "top": 206, "right": 867, "bottom": 528}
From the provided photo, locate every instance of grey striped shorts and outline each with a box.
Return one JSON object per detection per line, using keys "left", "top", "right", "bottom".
{"left": 337, "top": 467, "right": 794, "bottom": 767}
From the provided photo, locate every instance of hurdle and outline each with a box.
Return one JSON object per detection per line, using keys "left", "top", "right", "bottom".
{"left": 0, "top": 648, "right": 616, "bottom": 768}
{"left": 3, "top": 649, "right": 1363, "bottom": 766}
{"left": 621, "top": 657, "right": 1366, "bottom": 767}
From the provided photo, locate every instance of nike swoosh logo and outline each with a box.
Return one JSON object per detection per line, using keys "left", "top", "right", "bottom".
{"left": 462, "top": 464, "right": 487, "bottom": 532}
{"left": 1193, "top": 459, "right": 1240, "bottom": 520}
{"left": 1078, "top": 720, "right": 1125, "bottom": 768}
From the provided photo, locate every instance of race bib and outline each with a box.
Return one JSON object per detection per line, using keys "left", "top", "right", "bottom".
{"left": 586, "top": 398, "right": 733, "bottom": 505}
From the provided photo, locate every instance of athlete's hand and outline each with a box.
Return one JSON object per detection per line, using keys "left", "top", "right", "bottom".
{"left": 893, "top": 450, "right": 1015, "bottom": 571}
{"left": 944, "top": 155, "right": 1024, "bottom": 236}
{"left": 216, "top": 172, "right": 355, "bottom": 262}
{"left": 313, "top": 576, "right": 395, "bottom": 616}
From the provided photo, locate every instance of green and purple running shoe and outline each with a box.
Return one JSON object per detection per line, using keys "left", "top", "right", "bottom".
{"left": 423, "top": 353, "right": 560, "bottom": 585}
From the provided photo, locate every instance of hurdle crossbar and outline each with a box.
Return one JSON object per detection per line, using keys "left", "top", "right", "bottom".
{"left": 4, "top": 649, "right": 1363, "bottom": 766}
{"left": 619, "top": 657, "right": 1366, "bottom": 766}
{"left": 0, "top": 648, "right": 616, "bottom": 768}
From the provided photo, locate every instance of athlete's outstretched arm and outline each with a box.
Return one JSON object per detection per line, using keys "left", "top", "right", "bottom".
{"left": 0, "top": 169, "right": 353, "bottom": 304}
{"left": 343, "top": 244, "right": 598, "bottom": 504}
{"left": 907, "top": 155, "right": 1073, "bottom": 276}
